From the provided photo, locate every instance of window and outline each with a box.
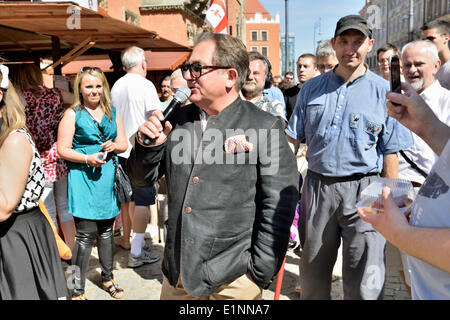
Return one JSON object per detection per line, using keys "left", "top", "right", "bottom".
{"left": 251, "top": 31, "right": 258, "bottom": 41}
{"left": 251, "top": 46, "right": 258, "bottom": 52}
{"left": 261, "top": 47, "right": 268, "bottom": 57}
{"left": 261, "top": 31, "right": 268, "bottom": 41}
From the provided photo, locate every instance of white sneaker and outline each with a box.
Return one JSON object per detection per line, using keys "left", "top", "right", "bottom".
{"left": 128, "top": 250, "right": 160, "bottom": 268}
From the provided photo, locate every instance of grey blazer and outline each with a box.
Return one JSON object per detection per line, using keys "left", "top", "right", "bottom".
{"left": 127, "top": 97, "right": 298, "bottom": 297}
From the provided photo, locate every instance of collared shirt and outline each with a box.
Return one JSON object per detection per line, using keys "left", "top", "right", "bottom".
{"left": 254, "top": 95, "right": 287, "bottom": 123}
{"left": 286, "top": 68, "right": 413, "bottom": 177}
{"left": 399, "top": 81, "right": 450, "bottom": 184}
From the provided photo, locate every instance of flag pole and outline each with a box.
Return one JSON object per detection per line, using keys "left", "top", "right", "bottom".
{"left": 226, "top": 0, "right": 229, "bottom": 34}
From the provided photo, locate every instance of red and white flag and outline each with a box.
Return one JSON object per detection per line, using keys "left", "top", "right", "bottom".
{"left": 205, "top": 0, "right": 228, "bottom": 34}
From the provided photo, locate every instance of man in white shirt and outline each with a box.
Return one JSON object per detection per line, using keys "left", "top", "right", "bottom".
{"left": 111, "top": 46, "right": 161, "bottom": 267}
{"left": 421, "top": 20, "right": 450, "bottom": 90}
{"left": 399, "top": 40, "right": 450, "bottom": 187}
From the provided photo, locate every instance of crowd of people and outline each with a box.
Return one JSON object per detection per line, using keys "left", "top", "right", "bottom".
{"left": 0, "top": 15, "right": 449, "bottom": 300}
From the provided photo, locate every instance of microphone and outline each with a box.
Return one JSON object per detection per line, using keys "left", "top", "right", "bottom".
{"left": 143, "top": 86, "right": 191, "bottom": 146}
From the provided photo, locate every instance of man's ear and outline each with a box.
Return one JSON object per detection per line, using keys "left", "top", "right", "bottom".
{"left": 432, "top": 59, "right": 442, "bottom": 77}
{"left": 225, "top": 68, "right": 238, "bottom": 89}
{"left": 367, "top": 38, "right": 375, "bottom": 53}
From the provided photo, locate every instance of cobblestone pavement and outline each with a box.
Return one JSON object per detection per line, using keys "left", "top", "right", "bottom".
{"left": 64, "top": 233, "right": 410, "bottom": 300}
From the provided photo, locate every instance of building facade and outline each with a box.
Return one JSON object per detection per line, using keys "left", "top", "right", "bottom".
{"left": 245, "top": 0, "right": 281, "bottom": 76}
{"left": 100, "top": 0, "right": 246, "bottom": 47}
{"left": 360, "top": 0, "right": 449, "bottom": 73}
{"left": 281, "top": 33, "right": 295, "bottom": 76}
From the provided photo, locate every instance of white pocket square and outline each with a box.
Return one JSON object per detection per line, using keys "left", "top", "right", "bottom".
{"left": 224, "top": 135, "right": 253, "bottom": 153}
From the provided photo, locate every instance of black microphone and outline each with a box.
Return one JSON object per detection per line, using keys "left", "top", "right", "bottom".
{"left": 143, "top": 86, "right": 191, "bottom": 146}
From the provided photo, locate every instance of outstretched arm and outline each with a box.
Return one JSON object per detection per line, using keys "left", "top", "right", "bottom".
{"left": 358, "top": 188, "right": 450, "bottom": 273}
{"left": 386, "top": 82, "right": 450, "bottom": 156}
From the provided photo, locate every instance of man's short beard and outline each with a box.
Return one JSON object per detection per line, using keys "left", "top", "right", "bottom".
{"left": 406, "top": 77, "right": 424, "bottom": 92}
{"left": 242, "top": 82, "right": 263, "bottom": 99}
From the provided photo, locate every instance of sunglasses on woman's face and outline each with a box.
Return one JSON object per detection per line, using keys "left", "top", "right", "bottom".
{"left": 80, "top": 66, "right": 103, "bottom": 74}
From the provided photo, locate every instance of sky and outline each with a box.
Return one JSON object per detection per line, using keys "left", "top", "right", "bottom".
{"left": 258, "top": 0, "right": 366, "bottom": 60}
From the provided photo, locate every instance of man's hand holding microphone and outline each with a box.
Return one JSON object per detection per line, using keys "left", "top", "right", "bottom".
{"left": 137, "top": 86, "right": 191, "bottom": 147}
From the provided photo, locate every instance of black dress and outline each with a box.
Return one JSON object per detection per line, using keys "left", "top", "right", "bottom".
{"left": 0, "top": 128, "right": 68, "bottom": 300}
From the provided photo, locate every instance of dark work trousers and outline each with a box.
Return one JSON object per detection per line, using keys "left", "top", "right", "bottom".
{"left": 71, "top": 217, "right": 115, "bottom": 296}
{"left": 299, "top": 170, "right": 386, "bottom": 300}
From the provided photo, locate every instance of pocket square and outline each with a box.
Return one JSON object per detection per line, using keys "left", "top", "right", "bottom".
{"left": 224, "top": 135, "right": 253, "bottom": 153}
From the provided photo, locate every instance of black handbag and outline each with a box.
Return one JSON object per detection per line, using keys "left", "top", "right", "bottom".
{"left": 83, "top": 108, "right": 133, "bottom": 204}
{"left": 112, "top": 157, "right": 133, "bottom": 204}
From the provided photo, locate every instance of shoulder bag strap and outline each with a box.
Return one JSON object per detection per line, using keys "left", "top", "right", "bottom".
{"left": 399, "top": 150, "right": 428, "bottom": 179}
{"left": 82, "top": 107, "right": 118, "bottom": 166}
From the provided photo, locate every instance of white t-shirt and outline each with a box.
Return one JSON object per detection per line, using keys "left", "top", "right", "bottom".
{"left": 111, "top": 73, "right": 162, "bottom": 158}
{"left": 436, "top": 60, "right": 450, "bottom": 91}
{"left": 406, "top": 138, "right": 450, "bottom": 299}
{"left": 398, "top": 81, "right": 450, "bottom": 184}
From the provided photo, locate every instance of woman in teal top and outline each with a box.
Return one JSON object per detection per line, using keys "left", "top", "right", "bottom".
{"left": 58, "top": 66, "right": 128, "bottom": 300}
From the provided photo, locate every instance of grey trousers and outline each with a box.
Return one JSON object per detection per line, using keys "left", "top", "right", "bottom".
{"left": 299, "top": 171, "right": 386, "bottom": 300}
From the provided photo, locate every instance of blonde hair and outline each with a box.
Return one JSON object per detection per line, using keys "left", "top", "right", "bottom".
{"left": 0, "top": 73, "right": 27, "bottom": 147}
{"left": 71, "top": 68, "right": 113, "bottom": 120}
{"left": 10, "top": 64, "right": 43, "bottom": 93}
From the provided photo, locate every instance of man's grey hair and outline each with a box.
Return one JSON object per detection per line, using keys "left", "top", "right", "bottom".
{"left": 401, "top": 40, "right": 440, "bottom": 63}
{"left": 121, "top": 46, "right": 146, "bottom": 70}
{"left": 170, "top": 68, "right": 183, "bottom": 81}
{"left": 315, "top": 40, "right": 336, "bottom": 58}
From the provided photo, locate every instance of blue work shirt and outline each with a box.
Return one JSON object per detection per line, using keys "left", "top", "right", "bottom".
{"left": 286, "top": 68, "right": 413, "bottom": 177}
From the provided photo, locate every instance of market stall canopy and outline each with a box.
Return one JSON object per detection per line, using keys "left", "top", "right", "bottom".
{"left": 0, "top": 1, "right": 190, "bottom": 53}
{"left": 46, "top": 51, "right": 190, "bottom": 74}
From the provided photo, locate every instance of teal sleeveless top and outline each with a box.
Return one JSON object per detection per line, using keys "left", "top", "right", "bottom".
{"left": 67, "top": 107, "right": 120, "bottom": 220}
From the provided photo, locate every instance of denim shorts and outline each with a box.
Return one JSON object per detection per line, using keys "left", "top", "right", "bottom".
{"left": 118, "top": 156, "right": 156, "bottom": 206}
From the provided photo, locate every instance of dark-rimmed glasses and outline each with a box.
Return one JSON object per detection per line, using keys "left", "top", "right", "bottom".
{"left": 181, "top": 62, "right": 231, "bottom": 78}
{"left": 79, "top": 66, "right": 103, "bottom": 74}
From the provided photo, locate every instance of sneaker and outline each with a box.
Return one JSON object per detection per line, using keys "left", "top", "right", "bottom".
{"left": 128, "top": 250, "right": 160, "bottom": 268}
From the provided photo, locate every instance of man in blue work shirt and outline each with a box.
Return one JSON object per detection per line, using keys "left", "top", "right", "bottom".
{"left": 286, "top": 15, "right": 413, "bottom": 300}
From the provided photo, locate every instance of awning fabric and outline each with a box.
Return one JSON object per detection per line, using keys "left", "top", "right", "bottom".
{"left": 0, "top": 2, "right": 190, "bottom": 52}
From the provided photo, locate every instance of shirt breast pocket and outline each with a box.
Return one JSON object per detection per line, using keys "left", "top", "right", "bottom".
{"left": 304, "top": 98, "right": 325, "bottom": 134}
{"left": 349, "top": 116, "right": 383, "bottom": 151}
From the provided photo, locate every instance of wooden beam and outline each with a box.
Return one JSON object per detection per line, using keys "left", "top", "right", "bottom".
{"left": 0, "top": 14, "right": 99, "bottom": 21}
{"left": 0, "top": 32, "right": 33, "bottom": 52}
{"left": 42, "top": 37, "right": 94, "bottom": 71}
{"left": 60, "top": 41, "right": 96, "bottom": 66}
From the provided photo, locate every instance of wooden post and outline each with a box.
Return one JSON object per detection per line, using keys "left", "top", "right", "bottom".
{"left": 51, "top": 36, "right": 62, "bottom": 76}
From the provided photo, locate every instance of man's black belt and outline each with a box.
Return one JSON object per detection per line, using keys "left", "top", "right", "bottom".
{"left": 307, "top": 169, "right": 379, "bottom": 182}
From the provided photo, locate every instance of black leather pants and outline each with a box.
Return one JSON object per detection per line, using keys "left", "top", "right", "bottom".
{"left": 71, "top": 217, "right": 115, "bottom": 296}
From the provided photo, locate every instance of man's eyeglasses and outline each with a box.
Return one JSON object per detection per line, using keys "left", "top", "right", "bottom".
{"left": 181, "top": 62, "right": 231, "bottom": 78}
{"left": 80, "top": 66, "right": 103, "bottom": 74}
{"left": 378, "top": 59, "right": 390, "bottom": 65}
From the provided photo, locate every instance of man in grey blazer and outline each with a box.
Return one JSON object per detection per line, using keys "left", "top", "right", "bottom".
{"left": 127, "top": 32, "right": 298, "bottom": 299}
